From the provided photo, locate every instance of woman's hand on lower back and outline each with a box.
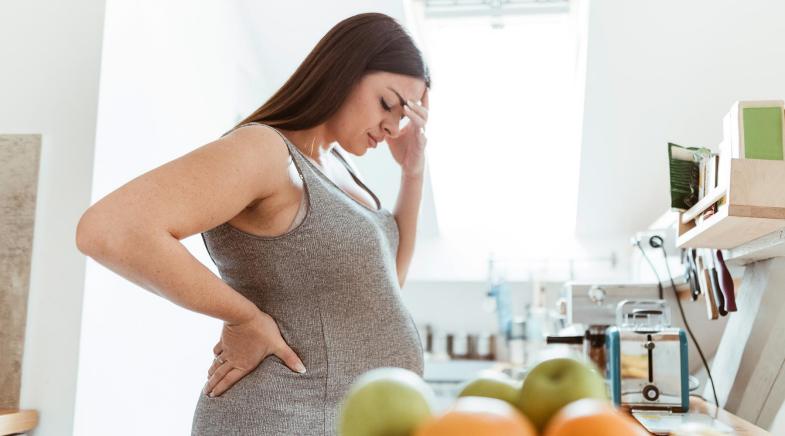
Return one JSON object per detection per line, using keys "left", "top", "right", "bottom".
{"left": 203, "top": 309, "right": 306, "bottom": 397}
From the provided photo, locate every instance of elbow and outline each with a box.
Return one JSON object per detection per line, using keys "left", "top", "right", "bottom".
{"left": 76, "top": 207, "right": 101, "bottom": 256}
{"left": 76, "top": 206, "right": 165, "bottom": 261}
{"left": 76, "top": 206, "right": 118, "bottom": 258}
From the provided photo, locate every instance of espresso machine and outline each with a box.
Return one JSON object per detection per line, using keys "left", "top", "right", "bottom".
{"left": 547, "top": 282, "right": 662, "bottom": 370}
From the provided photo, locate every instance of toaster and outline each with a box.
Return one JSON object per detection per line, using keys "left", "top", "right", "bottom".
{"left": 606, "top": 299, "right": 689, "bottom": 412}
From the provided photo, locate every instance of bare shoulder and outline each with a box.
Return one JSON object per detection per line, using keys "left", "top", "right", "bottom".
{"left": 77, "top": 122, "right": 296, "bottom": 246}
{"left": 214, "top": 123, "right": 295, "bottom": 191}
{"left": 221, "top": 123, "right": 290, "bottom": 163}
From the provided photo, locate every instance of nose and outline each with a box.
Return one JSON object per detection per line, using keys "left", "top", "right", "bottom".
{"left": 382, "top": 118, "right": 401, "bottom": 139}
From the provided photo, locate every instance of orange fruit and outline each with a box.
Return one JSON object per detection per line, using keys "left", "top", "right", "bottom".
{"left": 543, "top": 398, "right": 648, "bottom": 436}
{"left": 414, "top": 396, "right": 537, "bottom": 436}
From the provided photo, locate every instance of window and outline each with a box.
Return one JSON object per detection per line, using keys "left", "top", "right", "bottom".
{"left": 417, "top": 9, "right": 582, "bottom": 254}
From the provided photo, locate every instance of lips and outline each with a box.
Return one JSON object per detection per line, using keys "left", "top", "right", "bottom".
{"left": 367, "top": 133, "right": 379, "bottom": 148}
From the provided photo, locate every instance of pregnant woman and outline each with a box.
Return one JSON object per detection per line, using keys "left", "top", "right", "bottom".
{"left": 75, "top": 12, "right": 430, "bottom": 435}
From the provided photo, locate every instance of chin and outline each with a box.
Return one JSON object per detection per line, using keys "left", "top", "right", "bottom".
{"left": 335, "top": 140, "right": 364, "bottom": 157}
{"left": 351, "top": 148, "right": 369, "bottom": 157}
{"left": 350, "top": 140, "right": 371, "bottom": 156}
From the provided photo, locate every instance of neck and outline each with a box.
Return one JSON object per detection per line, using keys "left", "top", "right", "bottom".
{"left": 278, "top": 124, "right": 335, "bottom": 164}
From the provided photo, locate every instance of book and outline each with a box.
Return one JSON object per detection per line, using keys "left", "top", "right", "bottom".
{"left": 701, "top": 154, "right": 719, "bottom": 220}
{"left": 698, "top": 156, "right": 707, "bottom": 200}
{"left": 668, "top": 142, "right": 712, "bottom": 211}
{"left": 725, "top": 100, "right": 785, "bottom": 161}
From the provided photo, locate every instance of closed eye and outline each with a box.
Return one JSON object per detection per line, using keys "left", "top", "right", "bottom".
{"left": 381, "top": 97, "right": 406, "bottom": 120}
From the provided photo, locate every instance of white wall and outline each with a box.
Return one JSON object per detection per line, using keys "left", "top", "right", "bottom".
{"left": 72, "top": 1, "right": 268, "bottom": 435}
{"left": 576, "top": 0, "right": 785, "bottom": 241}
{"left": 0, "top": 1, "right": 106, "bottom": 435}
{"left": 403, "top": 279, "right": 564, "bottom": 333}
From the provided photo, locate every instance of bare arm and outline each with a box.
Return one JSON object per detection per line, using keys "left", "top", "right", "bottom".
{"left": 76, "top": 125, "right": 289, "bottom": 324}
{"left": 392, "top": 172, "right": 424, "bottom": 288}
{"left": 390, "top": 90, "right": 429, "bottom": 289}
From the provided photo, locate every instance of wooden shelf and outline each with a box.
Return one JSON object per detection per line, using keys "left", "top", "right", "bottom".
{"left": 724, "top": 228, "right": 785, "bottom": 266}
{"left": 0, "top": 409, "right": 38, "bottom": 435}
{"left": 677, "top": 158, "right": 785, "bottom": 249}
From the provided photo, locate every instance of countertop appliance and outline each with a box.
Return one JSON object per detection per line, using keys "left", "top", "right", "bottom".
{"left": 606, "top": 299, "right": 689, "bottom": 413}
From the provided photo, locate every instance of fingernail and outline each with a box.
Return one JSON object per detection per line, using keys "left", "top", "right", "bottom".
{"left": 295, "top": 363, "right": 307, "bottom": 374}
{"left": 208, "top": 391, "right": 215, "bottom": 398}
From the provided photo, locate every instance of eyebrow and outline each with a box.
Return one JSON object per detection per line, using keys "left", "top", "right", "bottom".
{"left": 386, "top": 86, "right": 407, "bottom": 107}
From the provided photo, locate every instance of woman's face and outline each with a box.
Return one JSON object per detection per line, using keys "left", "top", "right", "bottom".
{"left": 328, "top": 71, "right": 427, "bottom": 156}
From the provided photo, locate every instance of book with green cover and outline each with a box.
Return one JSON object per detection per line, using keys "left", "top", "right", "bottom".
{"left": 668, "top": 142, "right": 711, "bottom": 211}
{"left": 743, "top": 106, "right": 784, "bottom": 160}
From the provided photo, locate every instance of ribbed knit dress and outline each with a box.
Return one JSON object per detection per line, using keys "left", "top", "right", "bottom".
{"left": 190, "top": 122, "right": 425, "bottom": 435}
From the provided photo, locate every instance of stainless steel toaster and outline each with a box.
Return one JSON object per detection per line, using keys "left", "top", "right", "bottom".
{"left": 606, "top": 299, "right": 689, "bottom": 412}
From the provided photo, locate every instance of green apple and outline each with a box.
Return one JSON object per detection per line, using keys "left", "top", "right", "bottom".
{"left": 338, "top": 367, "right": 435, "bottom": 436}
{"left": 458, "top": 374, "right": 522, "bottom": 406}
{"left": 516, "top": 357, "right": 608, "bottom": 431}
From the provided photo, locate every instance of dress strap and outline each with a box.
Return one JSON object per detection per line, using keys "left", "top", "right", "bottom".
{"left": 330, "top": 148, "right": 382, "bottom": 211}
{"left": 220, "top": 122, "right": 305, "bottom": 182}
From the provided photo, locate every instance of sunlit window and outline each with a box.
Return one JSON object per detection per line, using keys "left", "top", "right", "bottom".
{"left": 417, "top": 9, "right": 582, "bottom": 254}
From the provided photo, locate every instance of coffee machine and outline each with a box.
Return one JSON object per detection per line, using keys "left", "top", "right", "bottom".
{"left": 548, "top": 282, "right": 663, "bottom": 370}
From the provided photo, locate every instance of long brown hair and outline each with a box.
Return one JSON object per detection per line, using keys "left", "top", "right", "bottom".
{"left": 233, "top": 12, "right": 430, "bottom": 131}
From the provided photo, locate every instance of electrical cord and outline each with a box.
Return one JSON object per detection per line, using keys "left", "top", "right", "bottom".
{"left": 660, "top": 245, "right": 720, "bottom": 408}
{"left": 635, "top": 240, "right": 664, "bottom": 299}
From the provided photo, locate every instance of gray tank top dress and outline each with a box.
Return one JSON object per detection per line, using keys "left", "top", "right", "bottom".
{"left": 190, "top": 122, "right": 425, "bottom": 436}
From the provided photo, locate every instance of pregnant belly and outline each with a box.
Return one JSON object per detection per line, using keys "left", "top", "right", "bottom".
{"left": 265, "top": 285, "right": 425, "bottom": 380}
{"left": 192, "top": 310, "right": 423, "bottom": 436}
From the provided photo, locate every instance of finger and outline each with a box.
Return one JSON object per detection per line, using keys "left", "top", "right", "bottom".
{"left": 213, "top": 342, "right": 223, "bottom": 356}
{"left": 275, "top": 343, "right": 307, "bottom": 374}
{"left": 207, "top": 347, "right": 225, "bottom": 377}
{"left": 204, "top": 361, "right": 233, "bottom": 396}
{"left": 207, "top": 355, "right": 224, "bottom": 378}
{"left": 209, "top": 367, "right": 247, "bottom": 397}
{"left": 403, "top": 105, "right": 426, "bottom": 128}
{"left": 405, "top": 99, "right": 428, "bottom": 121}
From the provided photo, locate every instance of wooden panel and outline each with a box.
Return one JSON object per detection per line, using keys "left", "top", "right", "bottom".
{"left": 0, "top": 409, "right": 39, "bottom": 435}
{"left": 678, "top": 209, "right": 785, "bottom": 249}
{"left": 729, "top": 159, "right": 785, "bottom": 208}
{"left": 708, "top": 257, "right": 785, "bottom": 429}
{"left": 677, "top": 159, "right": 785, "bottom": 249}
{"left": 725, "top": 229, "right": 785, "bottom": 266}
{"left": 0, "top": 134, "right": 41, "bottom": 409}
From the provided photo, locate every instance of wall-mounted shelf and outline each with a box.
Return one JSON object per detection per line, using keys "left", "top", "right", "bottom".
{"left": 0, "top": 409, "right": 38, "bottom": 435}
{"left": 677, "top": 158, "right": 785, "bottom": 249}
{"left": 724, "top": 228, "right": 785, "bottom": 266}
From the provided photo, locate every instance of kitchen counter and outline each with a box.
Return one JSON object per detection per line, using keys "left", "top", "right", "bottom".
{"left": 686, "top": 397, "right": 770, "bottom": 435}
{"left": 423, "top": 359, "right": 771, "bottom": 434}
{"left": 625, "top": 398, "right": 770, "bottom": 435}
